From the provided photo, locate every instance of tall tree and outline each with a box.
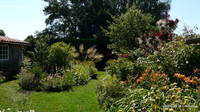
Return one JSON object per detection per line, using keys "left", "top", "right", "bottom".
{"left": 43, "top": 0, "right": 171, "bottom": 38}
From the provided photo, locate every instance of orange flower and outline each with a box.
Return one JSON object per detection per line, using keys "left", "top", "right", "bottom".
{"left": 183, "top": 77, "right": 191, "bottom": 83}
{"left": 154, "top": 73, "right": 160, "bottom": 77}
{"left": 145, "top": 69, "right": 152, "bottom": 73}
{"left": 142, "top": 73, "right": 148, "bottom": 77}
{"left": 139, "top": 77, "right": 144, "bottom": 80}
{"left": 175, "top": 88, "right": 181, "bottom": 93}
{"left": 174, "top": 73, "right": 186, "bottom": 79}
{"left": 136, "top": 79, "right": 142, "bottom": 83}
{"left": 190, "top": 80, "right": 198, "bottom": 85}
{"left": 136, "top": 76, "right": 145, "bottom": 83}
{"left": 119, "top": 81, "right": 126, "bottom": 85}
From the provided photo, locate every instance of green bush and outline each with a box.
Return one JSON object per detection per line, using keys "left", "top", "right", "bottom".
{"left": 137, "top": 40, "right": 200, "bottom": 76}
{"left": 96, "top": 75, "right": 127, "bottom": 110}
{"left": 40, "top": 72, "right": 74, "bottom": 91}
{"left": 105, "top": 6, "right": 155, "bottom": 53}
{"left": 106, "top": 58, "right": 145, "bottom": 81}
{"left": 71, "top": 64, "right": 97, "bottom": 85}
{"left": 48, "top": 42, "right": 75, "bottom": 69}
{"left": 19, "top": 67, "right": 46, "bottom": 90}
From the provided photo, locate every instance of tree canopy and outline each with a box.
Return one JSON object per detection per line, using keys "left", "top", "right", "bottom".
{"left": 43, "top": 0, "right": 171, "bottom": 39}
{"left": 105, "top": 6, "right": 156, "bottom": 52}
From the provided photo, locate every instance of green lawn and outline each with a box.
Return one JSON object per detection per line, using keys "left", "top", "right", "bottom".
{"left": 0, "top": 76, "right": 104, "bottom": 112}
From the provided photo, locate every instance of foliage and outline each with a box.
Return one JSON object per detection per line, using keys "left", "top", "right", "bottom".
{"left": 43, "top": 0, "right": 170, "bottom": 38}
{"left": 48, "top": 42, "right": 75, "bottom": 68}
{"left": 106, "top": 6, "right": 156, "bottom": 53}
{"left": 105, "top": 58, "right": 145, "bottom": 81}
{"left": 136, "top": 71, "right": 170, "bottom": 89}
{"left": 134, "top": 18, "right": 179, "bottom": 57}
{"left": 71, "top": 64, "right": 97, "bottom": 86}
{"left": 24, "top": 34, "right": 54, "bottom": 67}
{"left": 40, "top": 72, "right": 74, "bottom": 91}
{"left": 137, "top": 40, "right": 200, "bottom": 76}
{"left": 109, "top": 83, "right": 200, "bottom": 112}
{"left": 173, "top": 73, "right": 200, "bottom": 87}
{"left": 72, "top": 44, "right": 104, "bottom": 63}
{"left": 19, "top": 67, "right": 46, "bottom": 91}
{"left": 0, "top": 29, "right": 5, "bottom": 36}
{"left": 96, "top": 75, "right": 127, "bottom": 110}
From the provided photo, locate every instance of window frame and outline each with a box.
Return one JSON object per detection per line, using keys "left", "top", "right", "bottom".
{"left": 0, "top": 45, "right": 9, "bottom": 61}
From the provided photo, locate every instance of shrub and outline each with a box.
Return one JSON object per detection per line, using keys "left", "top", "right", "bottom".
{"left": 48, "top": 42, "right": 75, "bottom": 69}
{"left": 70, "top": 64, "right": 97, "bottom": 85}
{"left": 136, "top": 71, "right": 170, "bottom": 89}
{"left": 40, "top": 72, "right": 74, "bottom": 91}
{"left": 137, "top": 40, "right": 200, "bottom": 76}
{"left": 96, "top": 75, "right": 127, "bottom": 111}
{"left": 109, "top": 88, "right": 148, "bottom": 112}
{"left": 105, "top": 58, "right": 145, "bottom": 81}
{"left": 19, "top": 67, "right": 46, "bottom": 90}
{"left": 105, "top": 6, "right": 155, "bottom": 53}
{"left": 109, "top": 83, "right": 200, "bottom": 112}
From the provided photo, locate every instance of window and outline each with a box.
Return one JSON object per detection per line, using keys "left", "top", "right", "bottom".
{"left": 0, "top": 45, "right": 9, "bottom": 60}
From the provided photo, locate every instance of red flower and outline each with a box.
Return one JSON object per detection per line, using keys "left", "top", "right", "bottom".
{"left": 166, "top": 17, "right": 170, "bottom": 23}
{"left": 155, "top": 32, "right": 164, "bottom": 38}
{"left": 174, "top": 18, "right": 179, "bottom": 25}
{"left": 119, "top": 54, "right": 129, "bottom": 57}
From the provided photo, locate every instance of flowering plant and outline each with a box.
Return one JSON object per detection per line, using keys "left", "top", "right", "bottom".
{"left": 0, "top": 74, "right": 6, "bottom": 83}
{"left": 136, "top": 70, "right": 170, "bottom": 89}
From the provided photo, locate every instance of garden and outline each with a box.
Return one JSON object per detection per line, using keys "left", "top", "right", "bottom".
{"left": 0, "top": 0, "right": 200, "bottom": 112}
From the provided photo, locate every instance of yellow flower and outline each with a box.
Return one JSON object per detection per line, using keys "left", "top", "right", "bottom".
{"left": 161, "top": 86, "right": 169, "bottom": 90}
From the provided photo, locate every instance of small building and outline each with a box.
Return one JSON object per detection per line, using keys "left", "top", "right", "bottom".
{"left": 0, "top": 36, "right": 29, "bottom": 79}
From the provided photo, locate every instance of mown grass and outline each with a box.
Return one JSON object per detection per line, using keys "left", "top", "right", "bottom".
{"left": 0, "top": 73, "right": 105, "bottom": 112}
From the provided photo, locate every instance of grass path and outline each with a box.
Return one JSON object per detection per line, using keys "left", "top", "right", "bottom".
{"left": 0, "top": 78, "right": 104, "bottom": 112}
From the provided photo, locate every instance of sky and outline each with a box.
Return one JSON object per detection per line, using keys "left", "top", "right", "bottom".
{"left": 0, "top": 0, "right": 47, "bottom": 40}
{"left": 0, "top": 0, "right": 200, "bottom": 40}
{"left": 169, "top": 0, "right": 200, "bottom": 34}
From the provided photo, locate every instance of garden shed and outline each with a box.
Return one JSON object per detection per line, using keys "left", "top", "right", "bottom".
{"left": 0, "top": 36, "right": 29, "bottom": 79}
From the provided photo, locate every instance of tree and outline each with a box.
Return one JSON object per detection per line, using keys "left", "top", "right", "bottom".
{"left": 24, "top": 34, "right": 55, "bottom": 68}
{"left": 43, "top": 0, "right": 170, "bottom": 39}
{"left": 0, "top": 29, "right": 5, "bottom": 36}
{"left": 105, "top": 6, "right": 156, "bottom": 53}
{"left": 48, "top": 42, "right": 74, "bottom": 69}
